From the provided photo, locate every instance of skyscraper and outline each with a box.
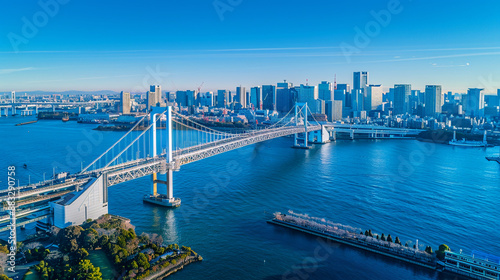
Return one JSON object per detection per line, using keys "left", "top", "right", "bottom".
{"left": 276, "top": 82, "right": 296, "bottom": 113}
{"left": 217, "top": 90, "right": 228, "bottom": 108}
{"left": 365, "top": 85, "right": 383, "bottom": 111}
{"left": 466, "top": 88, "right": 485, "bottom": 117}
{"left": 236, "top": 86, "right": 246, "bottom": 108}
{"left": 325, "top": 100, "right": 343, "bottom": 122}
{"left": 298, "top": 84, "right": 318, "bottom": 110}
{"left": 250, "top": 87, "right": 262, "bottom": 109}
{"left": 394, "top": 84, "right": 411, "bottom": 115}
{"left": 425, "top": 85, "right": 443, "bottom": 117}
{"left": 262, "top": 85, "right": 276, "bottom": 111}
{"left": 120, "top": 91, "right": 131, "bottom": 114}
{"left": 353, "top": 72, "right": 368, "bottom": 91}
{"left": 150, "top": 85, "right": 162, "bottom": 105}
{"left": 318, "top": 81, "right": 333, "bottom": 101}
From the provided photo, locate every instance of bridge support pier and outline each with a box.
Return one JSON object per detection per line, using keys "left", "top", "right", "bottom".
{"left": 292, "top": 102, "right": 312, "bottom": 149}
{"left": 143, "top": 106, "right": 181, "bottom": 208}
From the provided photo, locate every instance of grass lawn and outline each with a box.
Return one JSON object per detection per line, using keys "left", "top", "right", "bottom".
{"left": 88, "top": 250, "right": 117, "bottom": 280}
{"left": 23, "top": 268, "right": 40, "bottom": 280}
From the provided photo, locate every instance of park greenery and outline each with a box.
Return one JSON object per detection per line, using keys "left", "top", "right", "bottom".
{"left": 0, "top": 214, "right": 201, "bottom": 280}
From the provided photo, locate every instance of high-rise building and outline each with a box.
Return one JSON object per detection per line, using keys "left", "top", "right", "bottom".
{"left": 200, "top": 92, "right": 214, "bottom": 107}
{"left": 318, "top": 81, "right": 333, "bottom": 101}
{"left": 262, "top": 85, "right": 276, "bottom": 111}
{"left": 236, "top": 86, "right": 246, "bottom": 108}
{"left": 325, "top": 100, "right": 343, "bottom": 121}
{"left": 120, "top": 91, "right": 131, "bottom": 114}
{"left": 276, "top": 82, "right": 296, "bottom": 113}
{"left": 425, "top": 85, "right": 443, "bottom": 117}
{"left": 353, "top": 72, "right": 368, "bottom": 91}
{"left": 333, "top": 90, "right": 345, "bottom": 103}
{"left": 394, "top": 84, "right": 411, "bottom": 115}
{"left": 298, "top": 84, "right": 318, "bottom": 112}
{"left": 365, "top": 85, "right": 383, "bottom": 111}
{"left": 466, "top": 88, "right": 485, "bottom": 117}
{"left": 217, "top": 90, "right": 229, "bottom": 108}
{"left": 250, "top": 86, "right": 262, "bottom": 109}
{"left": 150, "top": 85, "right": 162, "bottom": 105}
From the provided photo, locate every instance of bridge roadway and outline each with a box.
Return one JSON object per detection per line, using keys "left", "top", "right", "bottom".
{"left": 0, "top": 123, "right": 422, "bottom": 231}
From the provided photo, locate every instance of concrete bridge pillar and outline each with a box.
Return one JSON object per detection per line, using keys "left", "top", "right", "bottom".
{"left": 350, "top": 130, "right": 354, "bottom": 140}
{"left": 144, "top": 106, "right": 180, "bottom": 208}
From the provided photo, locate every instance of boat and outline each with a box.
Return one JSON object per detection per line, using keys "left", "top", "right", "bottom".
{"left": 62, "top": 112, "right": 69, "bottom": 122}
{"left": 449, "top": 130, "right": 490, "bottom": 147}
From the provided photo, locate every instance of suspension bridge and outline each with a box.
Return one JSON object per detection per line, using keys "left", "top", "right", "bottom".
{"left": 0, "top": 103, "right": 422, "bottom": 235}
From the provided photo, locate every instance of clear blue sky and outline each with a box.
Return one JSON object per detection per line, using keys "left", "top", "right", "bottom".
{"left": 1, "top": 0, "right": 500, "bottom": 93}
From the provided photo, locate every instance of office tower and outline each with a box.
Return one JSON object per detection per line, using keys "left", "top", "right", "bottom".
{"left": 318, "top": 81, "right": 333, "bottom": 101}
{"left": 424, "top": 85, "right": 442, "bottom": 117}
{"left": 150, "top": 85, "right": 162, "bottom": 105}
{"left": 298, "top": 84, "right": 318, "bottom": 111}
{"left": 262, "top": 85, "right": 276, "bottom": 111}
{"left": 353, "top": 72, "right": 369, "bottom": 91}
{"left": 498, "top": 89, "right": 500, "bottom": 106}
{"left": 147, "top": 90, "right": 156, "bottom": 111}
{"left": 394, "top": 84, "right": 411, "bottom": 115}
{"left": 236, "top": 86, "right": 246, "bottom": 108}
{"left": 11, "top": 91, "right": 15, "bottom": 103}
{"left": 337, "top": 84, "right": 350, "bottom": 93}
{"left": 120, "top": 91, "right": 131, "bottom": 114}
{"left": 334, "top": 90, "right": 345, "bottom": 103}
{"left": 186, "top": 90, "right": 197, "bottom": 106}
{"left": 217, "top": 90, "right": 228, "bottom": 108}
{"left": 175, "top": 91, "right": 187, "bottom": 107}
{"left": 199, "top": 92, "right": 214, "bottom": 107}
{"left": 276, "top": 82, "right": 296, "bottom": 113}
{"left": 250, "top": 86, "right": 262, "bottom": 109}
{"left": 350, "top": 89, "right": 363, "bottom": 112}
{"left": 466, "top": 88, "right": 485, "bottom": 117}
{"left": 365, "top": 85, "right": 383, "bottom": 111}
{"left": 325, "top": 100, "right": 343, "bottom": 121}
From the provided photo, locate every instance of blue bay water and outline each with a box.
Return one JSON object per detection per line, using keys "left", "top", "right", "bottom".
{"left": 1, "top": 116, "right": 499, "bottom": 280}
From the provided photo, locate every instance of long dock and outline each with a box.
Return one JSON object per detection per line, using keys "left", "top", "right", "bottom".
{"left": 15, "top": 120, "right": 37, "bottom": 126}
{"left": 268, "top": 218, "right": 436, "bottom": 271}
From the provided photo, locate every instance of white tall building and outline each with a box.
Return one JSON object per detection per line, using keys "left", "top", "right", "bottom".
{"left": 466, "top": 88, "right": 485, "bottom": 117}
{"left": 365, "top": 85, "right": 383, "bottom": 111}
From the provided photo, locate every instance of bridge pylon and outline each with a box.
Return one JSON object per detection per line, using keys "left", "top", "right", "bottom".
{"left": 143, "top": 106, "right": 181, "bottom": 208}
{"left": 292, "top": 102, "right": 312, "bottom": 149}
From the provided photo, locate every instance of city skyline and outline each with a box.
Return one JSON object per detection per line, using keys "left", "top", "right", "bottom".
{"left": 2, "top": 1, "right": 500, "bottom": 93}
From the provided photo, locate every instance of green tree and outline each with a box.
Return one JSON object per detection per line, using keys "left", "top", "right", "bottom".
{"left": 0, "top": 275, "right": 12, "bottom": 280}
{"left": 75, "top": 259, "right": 102, "bottom": 280}
{"left": 395, "top": 237, "right": 402, "bottom": 245}
{"left": 425, "top": 246, "right": 433, "bottom": 254}
{"left": 436, "top": 244, "right": 450, "bottom": 260}
{"left": 387, "top": 234, "right": 393, "bottom": 243}
{"left": 77, "top": 248, "right": 89, "bottom": 260}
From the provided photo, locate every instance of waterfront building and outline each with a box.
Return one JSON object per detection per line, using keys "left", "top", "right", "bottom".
{"left": 425, "top": 85, "right": 443, "bottom": 117}
{"left": 262, "top": 85, "right": 276, "bottom": 111}
{"left": 466, "top": 88, "right": 485, "bottom": 117}
{"left": 394, "top": 84, "right": 411, "bottom": 115}
{"left": 120, "top": 91, "right": 131, "bottom": 114}
{"left": 319, "top": 81, "right": 333, "bottom": 101}
{"left": 325, "top": 100, "right": 343, "bottom": 121}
